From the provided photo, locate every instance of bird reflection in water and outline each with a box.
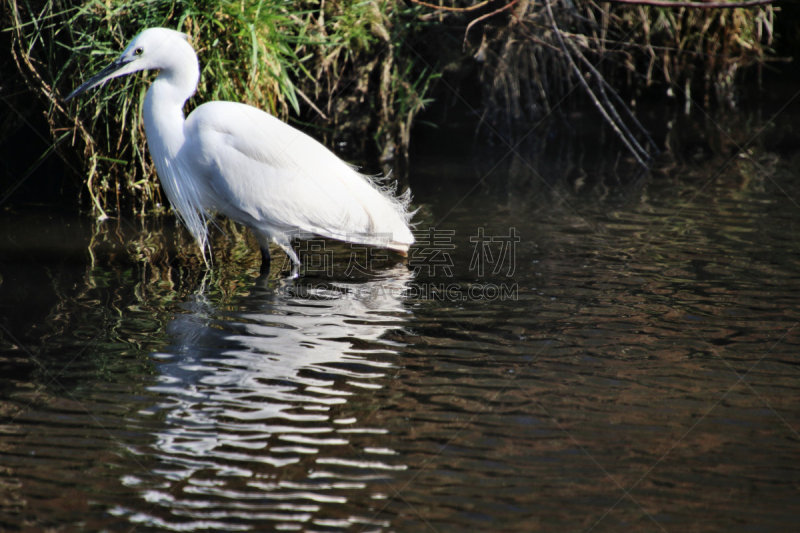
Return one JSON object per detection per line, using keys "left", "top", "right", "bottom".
{"left": 118, "top": 267, "right": 413, "bottom": 531}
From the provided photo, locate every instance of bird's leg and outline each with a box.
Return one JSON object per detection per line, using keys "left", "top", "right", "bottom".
{"left": 260, "top": 246, "right": 271, "bottom": 276}
{"left": 276, "top": 242, "right": 301, "bottom": 279}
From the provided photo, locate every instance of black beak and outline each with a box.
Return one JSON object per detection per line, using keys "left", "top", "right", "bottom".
{"left": 65, "top": 56, "right": 134, "bottom": 101}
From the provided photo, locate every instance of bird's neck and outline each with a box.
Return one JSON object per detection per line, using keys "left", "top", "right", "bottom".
{"left": 142, "top": 53, "right": 199, "bottom": 157}
{"left": 143, "top": 79, "right": 188, "bottom": 157}
{"left": 141, "top": 69, "right": 209, "bottom": 252}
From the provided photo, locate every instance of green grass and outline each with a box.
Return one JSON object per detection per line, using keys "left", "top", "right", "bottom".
{"left": 8, "top": 0, "right": 433, "bottom": 219}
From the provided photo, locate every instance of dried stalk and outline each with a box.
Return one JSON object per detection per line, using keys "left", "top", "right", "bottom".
{"left": 545, "top": 0, "right": 655, "bottom": 167}
{"left": 607, "top": 0, "right": 773, "bottom": 8}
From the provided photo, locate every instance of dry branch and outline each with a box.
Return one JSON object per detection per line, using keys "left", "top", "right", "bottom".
{"left": 464, "top": 0, "right": 519, "bottom": 47}
{"left": 408, "top": 0, "right": 494, "bottom": 12}
{"left": 545, "top": 0, "right": 655, "bottom": 167}
{"left": 606, "top": 0, "right": 773, "bottom": 8}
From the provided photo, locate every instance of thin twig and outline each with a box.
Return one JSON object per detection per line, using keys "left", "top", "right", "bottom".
{"left": 464, "top": 0, "right": 520, "bottom": 48}
{"left": 408, "top": 0, "right": 494, "bottom": 12}
{"left": 545, "top": 0, "right": 651, "bottom": 167}
{"left": 564, "top": 37, "right": 657, "bottom": 155}
{"left": 606, "top": 0, "right": 773, "bottom": 9}
{"left": 295, "top": 87, "right": 328, "bottom": 120}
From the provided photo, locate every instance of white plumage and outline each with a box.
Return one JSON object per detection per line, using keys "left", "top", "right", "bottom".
{"left": 67, "top": 27, "right": 414, "bottom": 274}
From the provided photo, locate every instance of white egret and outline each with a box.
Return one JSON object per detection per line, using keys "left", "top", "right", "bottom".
{"left": 66, "top": 27, "right": 414, "bottom": 275}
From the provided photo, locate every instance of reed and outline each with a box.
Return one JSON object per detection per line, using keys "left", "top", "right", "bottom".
{"left": 424, "top": 0, "right": 777, "bottom": 162}
{"left": 518, "top": 3, "right": 769, "bottom": 113}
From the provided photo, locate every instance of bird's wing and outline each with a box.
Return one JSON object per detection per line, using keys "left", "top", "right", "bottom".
{"left": 184, "top": 101, "right": 412, "bottom": 247}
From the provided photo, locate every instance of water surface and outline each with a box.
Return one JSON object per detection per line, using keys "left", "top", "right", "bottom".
{"left": 1, "top": 108, "right": 799, "bottom": 531}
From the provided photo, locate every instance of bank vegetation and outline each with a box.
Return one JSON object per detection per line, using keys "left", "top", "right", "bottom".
{"left": 4, "top": 0, "right": 786, "bottom": 218}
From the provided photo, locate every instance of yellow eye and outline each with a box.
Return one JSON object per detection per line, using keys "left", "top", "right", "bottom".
{"left": 134, "top": 47, "right": 143, "bottom": 56}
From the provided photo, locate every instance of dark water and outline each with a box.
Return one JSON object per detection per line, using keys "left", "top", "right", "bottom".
{"left": 2, "top": 108, "right": 800, "bottom": 531}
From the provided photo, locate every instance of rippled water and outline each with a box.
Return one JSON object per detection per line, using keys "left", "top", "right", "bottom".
{"left": 2, "top": 108, "right": 800, "bottom": 531}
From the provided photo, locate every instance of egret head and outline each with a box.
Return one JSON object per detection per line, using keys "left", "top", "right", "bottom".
{"left": 66, "top": 28, "right": 194, "bottom": 101}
